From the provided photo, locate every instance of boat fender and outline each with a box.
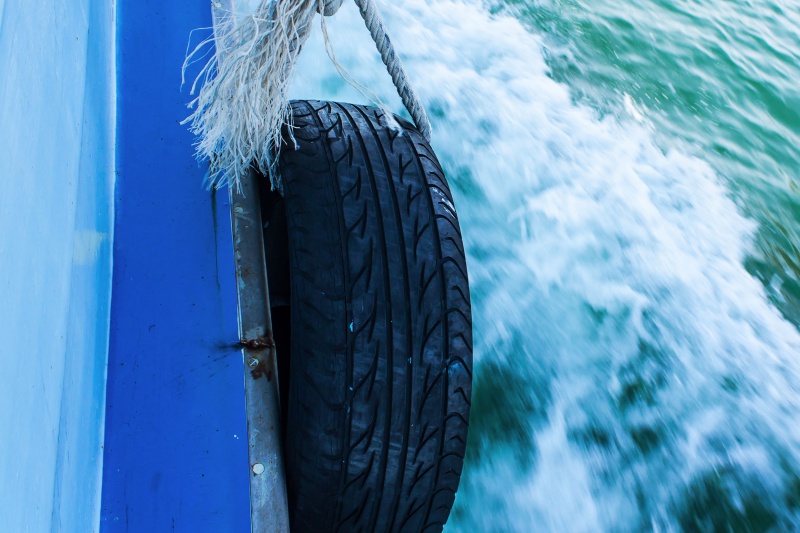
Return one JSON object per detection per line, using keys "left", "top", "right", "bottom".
{"left": 273, "top": 100, "right": 472, "bottom": 533}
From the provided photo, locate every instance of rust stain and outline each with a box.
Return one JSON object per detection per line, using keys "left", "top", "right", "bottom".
{"left": 240, "top": 336, "right": 275, "bottom": 381}
{"left": 241, "top": 337, "right": 274, "bottom": 350}
{"left": 249, "top": 361, "right": 273, "bottom": 382}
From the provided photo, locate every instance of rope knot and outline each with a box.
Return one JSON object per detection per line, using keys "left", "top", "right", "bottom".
{"left": 319, "top": 0, "right": 344, "bottom": 16}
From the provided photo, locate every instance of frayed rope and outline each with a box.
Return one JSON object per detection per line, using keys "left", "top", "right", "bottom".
{"left": 183, "top": 0, "right": 430, "bottom": 192}
{"left": 183, "top": 0, "right": 323, "bottom": 191}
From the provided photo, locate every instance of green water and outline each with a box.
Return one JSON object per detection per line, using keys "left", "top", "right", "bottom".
{"left": 504, "top": 0, "right": 800, "bottom": 326}
{"left": 445, "top": 0, "right": 800, "bottom": 529}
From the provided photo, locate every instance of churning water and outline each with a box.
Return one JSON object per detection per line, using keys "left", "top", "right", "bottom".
{"left": 289, "top": 0, "right": 800, "bottom": 529}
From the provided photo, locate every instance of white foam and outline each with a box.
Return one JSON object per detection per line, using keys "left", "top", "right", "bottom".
{"left": 291, "top": 0, "right": 800, "bottom": 529}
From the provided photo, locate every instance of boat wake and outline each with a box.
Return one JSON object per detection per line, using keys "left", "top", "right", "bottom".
{"left": 290, "top": 0, "right": 800, "bottom": 529}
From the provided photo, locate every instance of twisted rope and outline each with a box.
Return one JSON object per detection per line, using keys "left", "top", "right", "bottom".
{"left": 353, "top": 0, "right": 431, "bottom": 141}
{"left": 326, "top": 0, "right": 432, "bottom": 141}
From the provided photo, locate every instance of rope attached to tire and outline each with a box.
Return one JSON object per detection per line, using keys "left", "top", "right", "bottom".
{"left": 183, "top": 0, "right": 430, "bottom": 191}
{"left": 325, "top": 0, "right": 432, "bottom": 141}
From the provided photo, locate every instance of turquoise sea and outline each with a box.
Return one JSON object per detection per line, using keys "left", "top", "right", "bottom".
{"left": 291, "top": 0, "right": 800, "bottom": 529}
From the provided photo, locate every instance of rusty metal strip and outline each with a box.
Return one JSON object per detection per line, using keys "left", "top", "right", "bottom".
{"left": 229, "top": 168, "right": 290, "bottom": 532}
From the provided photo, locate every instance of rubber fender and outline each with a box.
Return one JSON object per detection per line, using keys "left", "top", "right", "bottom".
{"left": 278, "top": 100, "right": 473, "bottom": 533}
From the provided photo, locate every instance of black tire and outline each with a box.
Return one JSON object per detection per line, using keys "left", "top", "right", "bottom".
{"left": 279, "top": 100, "right": 472, "bottom": 533}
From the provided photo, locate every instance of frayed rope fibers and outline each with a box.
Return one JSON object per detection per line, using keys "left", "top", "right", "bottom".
{"left": 183, "top": 0, "right": 325, "bottom": 191}
{"left": 183, "top": 0, "right": 430, "bottom": 191}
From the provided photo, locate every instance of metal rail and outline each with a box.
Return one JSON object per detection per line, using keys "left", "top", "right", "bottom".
{"left": 229, "top": 168, "right": 290, "bottom": 532}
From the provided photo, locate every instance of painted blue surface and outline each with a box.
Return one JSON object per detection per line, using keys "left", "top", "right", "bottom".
{"left": 101, "top": 1, "right": 250, "bottom": 530}
{"left": 0, "top": 1, "right": 115, "bottom": 531}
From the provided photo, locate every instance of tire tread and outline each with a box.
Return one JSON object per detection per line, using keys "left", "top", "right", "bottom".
{"left": 282, "top": 100, "right": 472, "bottom": 533}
